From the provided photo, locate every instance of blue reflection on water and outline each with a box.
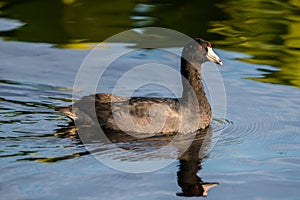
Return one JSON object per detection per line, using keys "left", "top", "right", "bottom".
{"left": 0, "top": 39, "right": 300, "bottom": 199}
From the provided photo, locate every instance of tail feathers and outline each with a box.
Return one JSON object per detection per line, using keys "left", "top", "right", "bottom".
{"left": 56, "top": 106, "right": 77, "bottom": 120}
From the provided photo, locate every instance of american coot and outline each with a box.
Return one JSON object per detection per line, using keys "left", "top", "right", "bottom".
{"left": 57, "top": 38, "right": 222, "bottom": 133}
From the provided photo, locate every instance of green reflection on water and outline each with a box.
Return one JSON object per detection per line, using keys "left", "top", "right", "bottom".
{"left": 209, "top": 0, "right": 300, "bottom": 88}
{"left": 1, "top": 0, "right": 300, "bottom": 88}
{"left": 0, "top": 0, "right": 135, "bottom": 46}
{"left": 0, "top": 0, "right": 221, "bottom": 47}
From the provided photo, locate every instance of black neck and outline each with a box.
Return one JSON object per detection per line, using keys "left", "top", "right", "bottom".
{"left": 180, "top": 58, "right": 206, "bottom": 105}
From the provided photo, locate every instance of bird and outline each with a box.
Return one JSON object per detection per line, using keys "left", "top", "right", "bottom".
{"left": 56, "top": 38, "right": 222, "bottom": 134}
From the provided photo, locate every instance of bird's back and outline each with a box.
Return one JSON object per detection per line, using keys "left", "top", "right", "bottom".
{"left": 58, "top": 93, "right": 189, "bottom": 133}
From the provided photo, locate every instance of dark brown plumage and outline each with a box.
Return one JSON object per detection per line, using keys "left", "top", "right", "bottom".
{"left": 57, "top": 38, "right": 222, "bottom": 133}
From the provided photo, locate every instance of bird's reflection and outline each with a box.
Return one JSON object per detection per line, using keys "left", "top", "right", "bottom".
{"left": 55, "top": 124, "right": 219, "bottom": 197}
{"left": 176, "top": 128, "right": 219, "bottom": 197}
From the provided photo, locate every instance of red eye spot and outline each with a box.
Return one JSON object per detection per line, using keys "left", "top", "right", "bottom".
{"left": 197, "top": 45, "right": 203, "bottom": 50}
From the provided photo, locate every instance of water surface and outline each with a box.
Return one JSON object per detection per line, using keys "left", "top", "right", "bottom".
{"left": 1, "top": 0, "right": 300, "bottom": 199}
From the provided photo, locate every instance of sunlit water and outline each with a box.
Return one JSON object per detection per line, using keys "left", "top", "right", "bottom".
{"left": 1, "top": 38, "right": 300, "bottom": 199}
{"left": 1, "top": 0, "right": 300, "bottom": 199}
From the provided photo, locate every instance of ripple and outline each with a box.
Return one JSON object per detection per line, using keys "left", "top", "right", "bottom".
{"left": 16, "top": 151, "right": 89, "bottom": 163}
{"left": 217, "top": 113, "right": 300, "bottom": 155}
{"left": 0, "top": 78, "right": 82, "bottom": 164}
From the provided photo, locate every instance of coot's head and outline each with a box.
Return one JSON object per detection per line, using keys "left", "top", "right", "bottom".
{"left": 182, "top": 38, "right": 222, "bottom": 66}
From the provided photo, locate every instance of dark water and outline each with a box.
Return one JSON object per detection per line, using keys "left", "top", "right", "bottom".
{"left": 1, "top": 0, "right": 300, "bottom": 199}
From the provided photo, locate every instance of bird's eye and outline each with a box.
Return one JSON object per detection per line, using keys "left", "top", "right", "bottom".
{"left": 197, "top": 45, "right": 203, "bottom": 50}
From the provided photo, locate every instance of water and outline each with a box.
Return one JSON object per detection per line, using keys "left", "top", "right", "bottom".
{"left": 1, "top": 0, "right": 300, "bottom": 199}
